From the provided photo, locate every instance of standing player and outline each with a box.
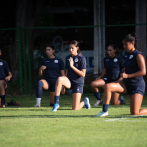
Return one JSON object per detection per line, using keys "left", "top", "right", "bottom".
{"left": 34, "top": 44, "right": 65, "bottom": 107}
{"left": 52, "top": 40, "right": 90, "bottom": 111}
{"left": 0, "top": 49, "right": 12, "bottom": 107}
{"left": 91, "top": 44, "right": 125, "bottom": 106}
{"left": 95, "top": 33, "right": 147, "bottom": 117}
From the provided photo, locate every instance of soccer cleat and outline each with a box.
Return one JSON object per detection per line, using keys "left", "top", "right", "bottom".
{"left": 0, "top": 105, "right": 5, "bottom": 108}
{"left": 93, "top": 99, "right": 103, "bottom": 106}
{"left": 34, "top": 103, "right": 40, "bottom": 107}
{"left": 84, "top": 97, "right": 91, "bottom": 109}
{"left": 11, "top": 100, "right": 21, "bottom": 106}
{"left": 52, "top": 103, "right": 59, "bottom": 111}
{"left": 120, "top": 96, "right": 126, "bottom": 105}
{"left": 94, "top": 111, "right": 109, "bottom": 117}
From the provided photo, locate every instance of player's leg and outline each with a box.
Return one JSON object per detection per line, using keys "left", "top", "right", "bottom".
{"left": 72, "top": 93, "right": 83, "bottom": 110}
{"left": 34, "top": 79, "right": 49, "bottom": 107}
{"left": 111, "top": 92, "right": 126, "bottom": 105}
{"left": 130, "top": 93, "right": 147, "bottom": 115}
{"left": 90, "top": 79, "right": 105, "bottom": 106}
{"left": 52, "top": 76, "right": 71, "bottom": 111}
{"left": 49, "top": 92, "right": 55, "bottom": 106}
{"left": 0, "top": 80, "right": 7, "bottom": 107}
{"left": 95, "top": 81, "right": 127, "bottom": 117}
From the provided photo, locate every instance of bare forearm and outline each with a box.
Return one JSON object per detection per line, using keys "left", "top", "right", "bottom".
{"left": 71, "top": 66, "right": 85, "bottom": 77}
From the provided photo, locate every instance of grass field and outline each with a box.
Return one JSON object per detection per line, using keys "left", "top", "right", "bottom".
{"left": 0, "top": 93, "right": 147, "bottom": 147}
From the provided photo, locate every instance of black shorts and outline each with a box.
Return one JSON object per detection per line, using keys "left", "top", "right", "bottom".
{"left": 124, "top": 80, "right": 145, "bottom": 96}
{"left": 103, "top": 78, "right": 114, "bottom": 84}
{"left": 45, "top": 80, "right": 56, "bottom": 92}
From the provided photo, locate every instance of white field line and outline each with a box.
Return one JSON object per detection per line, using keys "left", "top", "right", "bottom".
{"left": 105, "top": 115, "right": 147, "bottom": 122}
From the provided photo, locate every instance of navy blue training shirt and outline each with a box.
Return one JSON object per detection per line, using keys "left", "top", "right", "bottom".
{"left": 104, "top": 55, "right": 124, "bottom": 81}
{"left": 41, "top": 57, "right": 64, "bottom": 83}
{"left": 65, "top": 54, "right": 86, "bottom": 84}
{"left": 123, "top": 49, "right": 144, "bottom": 85}
{"left": 0, "top": 60, "right": 10, "bottom": 80}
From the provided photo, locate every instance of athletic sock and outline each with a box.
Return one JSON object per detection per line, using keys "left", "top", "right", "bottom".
{"left": 94, "top": 92, "right": 101, "bottom": 100}
{"left": 36, "top": 98, "right": 41, "bottom": 104}
{"left": 103, "top": 104, "right": 109, "bottom": 112}
{"left": 55, "top": 96, "right": 60, "bottom": 104}
{"left": 36, "top": 80, "right": 44, "bottom": 98}
{"left": 119, "top": 99, "right": 123, "bottom": 104}
{"left": 0, "top": 95, "right": 5, "bottom": 105}
{"left": 82, "top": 98, "right": 87, "bottom": 104}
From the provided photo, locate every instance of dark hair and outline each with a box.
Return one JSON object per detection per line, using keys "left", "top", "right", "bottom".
{"left": 123, "top": 32, "right": 138, "bottom": 50}
{"left": 70, "top": 40, "right": 82, "bottom": 55}
{"left": 46, "top": 44, "right": 55, "bottom": 50}
{"left": 107, "top": 44, "right": 117, "bottom": 50}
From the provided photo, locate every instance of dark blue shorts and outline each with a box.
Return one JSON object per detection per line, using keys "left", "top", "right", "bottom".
{"left": 68, "top": 79, "right": 84, "bottom": 94}
{"left": 124, "top": 80, "right": 145, "bottom": 96}
{"left": 103, "top": 78, "right": 115, "bottom": 84}
{"left": 45, "top": 80, "right": 56, "bottom": 92}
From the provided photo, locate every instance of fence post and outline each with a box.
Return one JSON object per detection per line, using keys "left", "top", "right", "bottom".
{"left": 22, "top": 29, "right": 27, "bottom": 94}
{"left": 17, "top": 26, "right": 23, "bottom": 91}
{"left": 27, "top": 29, "right": 32, "bottom": 94}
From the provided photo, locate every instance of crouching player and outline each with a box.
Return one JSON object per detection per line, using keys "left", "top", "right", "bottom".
{"left": 52, "top": 40, "right": 90, "bottom": 111}
{"left": 95, "top": 33, "right": 147, "bottom": 117}
{"left": 34, "top": 44, "right": 65, "bottom": 107}
{"left": 0, "top": 49, "right": 12, "bottom": 107}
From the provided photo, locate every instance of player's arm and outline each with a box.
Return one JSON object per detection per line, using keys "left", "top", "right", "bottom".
{"left": 38, "top": 65, "right": 46, "bottom": 77}
{"left": 5, "top": 72, "right": 12, "bottom": 81}
{"left": 121, "top": 54, "right": 146, "bottom": 78}
{"left": 117, "top": 68, "right": 125, "bottom": 82}
{"left": 69, "top": 57, "right": 86, "bottom": 77}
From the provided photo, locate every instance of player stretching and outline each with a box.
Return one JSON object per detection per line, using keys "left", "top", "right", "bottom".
{"left": 95, "top": 33, "right": 147, "bottom": 117}
{"left": 91, "top": 44, "right": 125, "bottom": 106}
{"left": 52, "top": 40, "right": 90, "bottom": 111}
{"left": 34, "top": 44, "right": 65, "bottom": 107}
{"left": 0, "top": 49, "right": 12, "bottom": 107}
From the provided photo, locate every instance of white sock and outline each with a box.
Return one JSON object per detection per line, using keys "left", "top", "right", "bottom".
{"left": 36, "top": 98, "right": 41, "bottom": 104}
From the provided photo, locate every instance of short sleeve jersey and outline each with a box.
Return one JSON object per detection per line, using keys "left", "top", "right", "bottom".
{"left": 0, "top": 60, "right": 10, "bottom": 80}
{"left": 65, "top": 54, "right": 86, "bottom": 85}
{"left": 41, "top": 57, "right": 64, "bottom": 83}
{"left": 104, "top": 55, "right": 124, "bottom": 81}
{"left": 123, "top": 49, "right": 144, "bottom": 85}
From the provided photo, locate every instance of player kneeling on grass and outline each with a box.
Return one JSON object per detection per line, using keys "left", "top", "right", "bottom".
{"left": 91, "top": 44, "right": 126, "bottom": 106}
{"left": 34, "top": 44, "right": 65, "bottom": 107}
{"left": 52, "top": 40, "right": 90, "bottom": 111}
{"left": 0, "top": 49, "right": 20, "bottom": 107}
{"left": 95, "top": 33, "right": 147, "bottom": 117}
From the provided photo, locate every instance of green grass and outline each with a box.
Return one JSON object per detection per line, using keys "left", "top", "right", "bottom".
{"left": 0, "top": 93, "right": 147, "bottom": 147}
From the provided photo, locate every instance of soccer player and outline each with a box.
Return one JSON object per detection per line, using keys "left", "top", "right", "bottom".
{"left": 95, "top": 32, "right": 147, "bottom": 117}
{"left": 34, "top": 44, "right": 65, "bottom": 107}
{"left": 91, "top": 44, "right": 125, "bottom": 106}
{"left": 0, "top": 49, "right": 12, "bottom": 107}
{"left": 52, "top": 40, "right": 90, "bottom": 111}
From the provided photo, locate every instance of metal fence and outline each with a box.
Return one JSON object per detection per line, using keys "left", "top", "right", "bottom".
{"left": 0, "top": 23, "right": 147, "bottom": 94}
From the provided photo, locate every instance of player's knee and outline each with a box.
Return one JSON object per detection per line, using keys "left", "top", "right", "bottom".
{"left": 57, "top": 77, "right": 64, "bottom": 84}
{"left": 105, "top": 83, "right": 112, "bottom": 91}
{"left": 90, "top": 81, "right": 97, "bottom": 89}
{"left": 38, "top": 80, "right": 44, "bottom": 88}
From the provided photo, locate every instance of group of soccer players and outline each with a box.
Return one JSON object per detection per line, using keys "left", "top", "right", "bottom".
{"left": 1, "top": 32, "right": 147, "bottom": 117}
